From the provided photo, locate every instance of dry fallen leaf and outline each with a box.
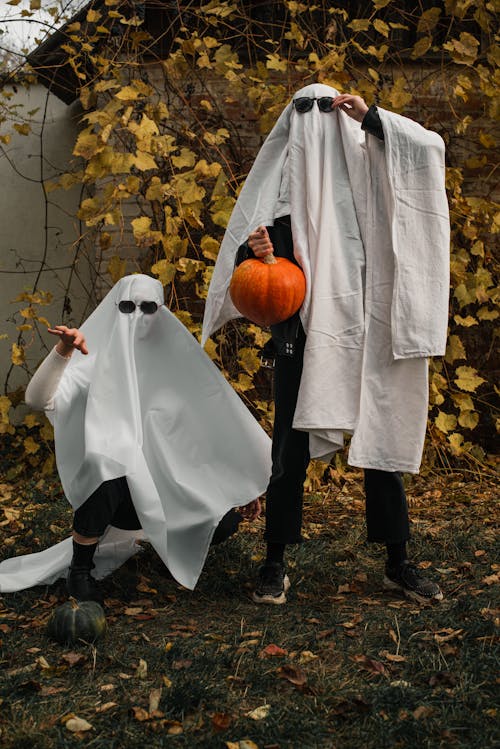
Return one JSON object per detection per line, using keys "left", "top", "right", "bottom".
{"left": 135, "top": 658, "right": 147, "bottom": 678}
{"left": 131, "top": 706, "right": 149, "bottom": 722}
{"left": 278, "top": 664, "right": 307, "bottom": 686}
{"left": 149, "top": 687, "right": 162, "bottom": 714}
{"left": 65, "top": 716, "right": 93, "bottom": 733}
{"left": 379, "top": 650, "right": 406, "bottom": 662}
{"left": 95, "top": 702, "right": 118, "bottom": 713}
{"left": 247, "top": 703, "right": 270, "bottom": 720}
{"left": 299, "top": 650, "right": 318, "bottom": 663}
{"left": 258, "top": 643, "right": 287, "bottom": 658}
{"left": 353, "top": 655, "right": 388, "bottom": 677}
{"left": 212, "top": 712, "right": 232, "bottom": 731}
{"left": 61, "top": 652, "right": 86, "bottom": 668}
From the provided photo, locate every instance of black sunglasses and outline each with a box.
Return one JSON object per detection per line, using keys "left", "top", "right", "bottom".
{"left": 118, "top": 300, "right": 159, "bottom": 315}
{"left": 293, "top": 96, "right": 335, "bottom": 113}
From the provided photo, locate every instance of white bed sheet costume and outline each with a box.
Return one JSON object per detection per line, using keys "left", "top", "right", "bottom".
{"left": 202, "top": 83, "right": 450, "bottom": 471}
{"left": 0, "top": 275, "right": 272, "bottom": 593}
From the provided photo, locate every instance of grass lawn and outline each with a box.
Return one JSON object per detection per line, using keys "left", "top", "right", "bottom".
{"left": 0, "top": 464, "right": 498, "bottom": 749}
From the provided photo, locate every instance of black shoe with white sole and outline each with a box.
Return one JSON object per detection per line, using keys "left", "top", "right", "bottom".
{"left": 252, "top": 562, "right": 290, "bottom": 605}
{"left": 384, "top": 560, "right": 443, "bottom": 604}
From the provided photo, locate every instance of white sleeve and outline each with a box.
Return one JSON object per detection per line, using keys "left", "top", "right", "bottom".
{"left": 25, "top": 347, "right": 71, "bottom": 412}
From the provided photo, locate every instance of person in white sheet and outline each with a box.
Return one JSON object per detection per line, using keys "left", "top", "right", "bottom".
{"left": 0, "top": 274, "right": 271, "bottom": 601}
{"left": 202, "top": 85, "right": 450, "bottom": 605}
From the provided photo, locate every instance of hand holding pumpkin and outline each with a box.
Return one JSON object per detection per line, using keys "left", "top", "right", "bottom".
{"left": 248, "top": 225, "right": 274, "bottom": 259}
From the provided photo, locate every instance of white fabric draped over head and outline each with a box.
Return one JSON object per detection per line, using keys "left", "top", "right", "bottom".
{"left": 202, "top": 84, "right": 450, "bottom": 471}
{"left": 0, "top": 275, "right": 272, "bottom": 592}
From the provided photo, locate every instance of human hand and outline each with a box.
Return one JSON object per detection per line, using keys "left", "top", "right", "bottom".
{"left": 248, "top": 226, "right": 274, "bottom": 259}
{"left": 332, "top": 94, "right": 369, "bottom": 123}
{"left": 238, "top": 498, "right": 262, "bottom": 522}
{"left": 48, "top": 325, "right": 89, "bottom": 356}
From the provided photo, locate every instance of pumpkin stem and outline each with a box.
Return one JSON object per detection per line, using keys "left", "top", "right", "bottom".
{"left": 262, "top": 253, "right": 277, "bottom": 265}
{"left": 69, "top": 596, "right": 79, "bottom": 610}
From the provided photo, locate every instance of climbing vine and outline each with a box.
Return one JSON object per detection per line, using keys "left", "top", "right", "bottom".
{"left": 0, "top": 0, "right": 498, "bottom": 477}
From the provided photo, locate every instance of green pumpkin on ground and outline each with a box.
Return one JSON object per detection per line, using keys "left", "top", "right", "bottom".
{"left": 47, "top": 598, "right": 107, "bottom": 645}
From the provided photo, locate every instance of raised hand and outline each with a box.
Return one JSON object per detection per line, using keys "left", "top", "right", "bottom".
{"left": 248, "top": 226, "right": 274, "bottom": 259}
{"left": 48, "top": 325, "right": 89, "bottom": 356}
{"left": 332, "top": 94, "right": 369, "bottom": 123}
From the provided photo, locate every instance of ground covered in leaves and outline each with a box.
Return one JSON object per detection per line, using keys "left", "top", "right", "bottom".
{"left": 0, "top": 462, "right": 498, "bottom": 749}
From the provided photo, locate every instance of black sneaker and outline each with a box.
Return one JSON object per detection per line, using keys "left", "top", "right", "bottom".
{"left": 252, "top": 562, "right": 290, "bottom": 605}
{"left": 384, "top": 560, "right": 443, "bottom": 604}
{"left": 67, "top": 566, "right": 103, "bottom": 604}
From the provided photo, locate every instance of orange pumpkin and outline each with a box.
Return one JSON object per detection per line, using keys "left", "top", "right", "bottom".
{"left": 229, "top": 254, "right": 306, "bottom": 327}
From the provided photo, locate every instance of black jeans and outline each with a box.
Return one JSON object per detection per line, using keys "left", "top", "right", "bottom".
{"left": 73, "top": 477, "right": 243, "bottom": 544}
{"left": 264, "top": 326, "right": 410, "bottom": 546}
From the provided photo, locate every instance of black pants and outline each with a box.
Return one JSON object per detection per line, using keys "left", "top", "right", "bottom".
{"left": 264, "top": 326, "right": 410, "bottom": 546}
{"left": 73, "top": 477, "right": 242, "bottom": 545}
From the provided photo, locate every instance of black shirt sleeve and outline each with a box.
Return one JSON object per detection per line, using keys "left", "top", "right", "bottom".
{"left": 361, "top": 104, "right": 384, "bottom": 141}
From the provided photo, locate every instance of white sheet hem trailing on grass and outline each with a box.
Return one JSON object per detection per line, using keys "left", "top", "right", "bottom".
{"left": 0, "top": 275, "right": 271, "bottom": 593}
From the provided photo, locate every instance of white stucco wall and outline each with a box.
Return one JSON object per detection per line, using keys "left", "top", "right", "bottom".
{"left": 0, "top": 83, "right": 96, "bottom": 396}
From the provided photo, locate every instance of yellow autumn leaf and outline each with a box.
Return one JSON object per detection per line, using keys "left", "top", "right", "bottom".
{"left": 203, "top": 338, "right": 218, "bottom": 361}
{"left": 238, "top": 348, "right": 261, "bottom": 375}
{"left": 233, "top": 373, "right": 254, "bottom": 393}
{"left": 23, "top": 414, "right": 39, "bottom": 428}
{"left": 454, "top": 283, "right": 475, "bottom": 307}
{"left": 411, "top": 36, "right": 432, "bottom": 59}
{"left": 211, "top": 196, "right": 235, "bottom": 228}
{"left": 454, "top": 366, "right": 486, "bottom": 392}
{"left": 443, "top": 33, "right": 480, "bottom": 64}
{"left": 203, "top": 129, "right": 230, "bottom": 146}
{"left": 151, "top": 260, "right": 177, "bottom": 286}
{"left": 458, "top": 410, "right": 479, "bottom": 429}
{"left": 448, "top": 433, "right": 464, "bottom": 455}
{"left": 128, "top": 115, "right": 159, "bottom": 151}
{"left": 172, "top": 148, "right": 196, "bottom": 169}
{"left": 11, "top": 343, "right": 24, "bottom": 365}
{"left": 13, "top": 123, "right": 30, "bottom": 136}
{"left": 445, "top": 334, "right": 466, "bottom": 363}
{"left": 74, "top": 130, "right": 100, "bottom": 159}
{"left": 372, "top": 0, "right": 391, "bottom": 8}
{"left": 479, "top": 131, "right": 495, "bottom": 148}
{"left": 386, "top": 77, "right": 412, "bottom": 110}
{"left": 453, "top": 314, "right": 478, "bottom": 327}
{"left": 0, "top": 396, "right": 11, "bottom": 425}
{"left": 435, "top": 411, "right": 457, "bottom": 434}
{"left": 86, "top": 9, "right": 101, "bottom": 22}
{"left": 40, "top": 420, "right": 54, "bottom": 441}
{"left": 107, "top": 256, "right": 127, "bottom": 284}
{"left": 131, "top": 217, "right": 162, "bottom": 246}
{"left": 23, "top": 436, "right": 40, "bottom": 455}
{"left": 115, "top": 86, "right": 141, "bottom": 101}
{"left": 348, "top": 19, "right": 371, "bottom": 32}
{"left": 200, "top": 235, "right": 220, "bottom": 261}
{"left": 477, "top": 307, "right": 498, "bottom": 321}
{"left": 194, "top": 160, "right": 222, "bottom": 179}
{"left": 417, "top": 7, "right": 441, "bottom": 35}
{"left": 247, "top": 703, "right": 271, "bottom": 721}
{"left": 266, "top": 53, "right": 287, "bottom": 72}
{"left": 451, "top": 393, "right": 474, "bottom": 411}
{"left": 373, "top": 19, "right": 389, "bottom": 37}
{"left": 145, "top": 177, "right": 166, "bottom": 202}
{"left": 133, "top": 151, "right": 157, "bottom": 171}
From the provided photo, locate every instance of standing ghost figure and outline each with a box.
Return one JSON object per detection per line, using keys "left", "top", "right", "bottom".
{"left": 202, "top": 84, "right": 450, "bottom": 605}
{"left": 0, "top": 274, "right": 271, "bottom": 598}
